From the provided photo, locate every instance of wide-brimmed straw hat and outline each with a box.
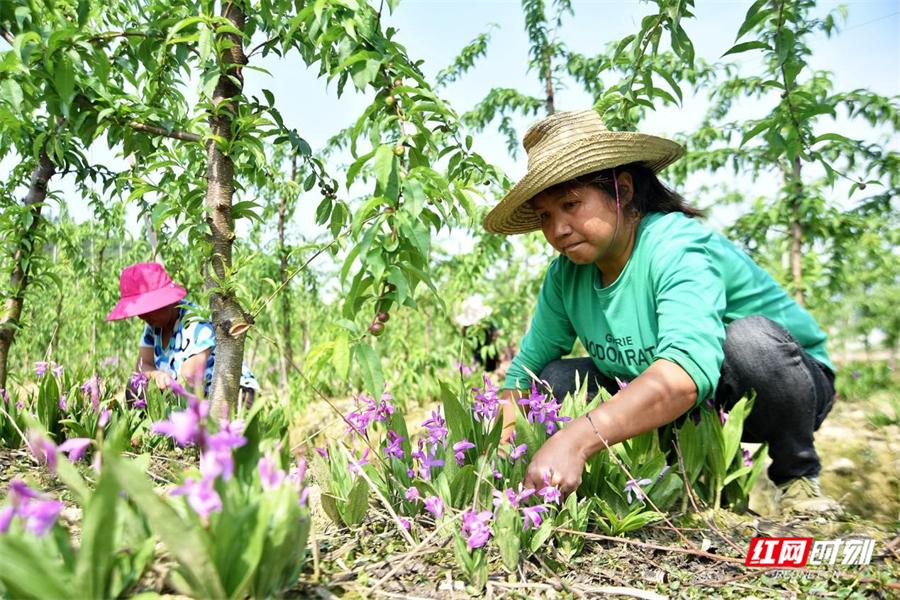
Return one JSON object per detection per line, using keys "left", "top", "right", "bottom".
{"left": 106, "top": 262, "right": 186, "bottom": 321}
{"left": 483, "top": 109, "right": 684, "bottom": 235}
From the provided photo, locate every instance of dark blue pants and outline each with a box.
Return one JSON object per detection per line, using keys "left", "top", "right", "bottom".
{"left": 538, "top": 316, "right": 835, "bottom": 485}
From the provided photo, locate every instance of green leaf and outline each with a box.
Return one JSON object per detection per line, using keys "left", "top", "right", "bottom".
{"left": 343, "top": 476, "right": 369, "bottom": 526}
{"left": 333, "top": 334, "right": 350, "bottom": 380}
{"left": 740, "top": 119, "right": 771, "bottom": 147}
{"left": 355, "top": 342, "right": 384, "bottom": 397}
{"left": 441, "top": 381, "right": 471, "bottom": 444}
{"left": 0, "top": 535, "right": 72, "bottom": 598}
{"left": 74, "top": 468, "right": 119, "bottom": 599}
{"left": 53, "top": 57, "right": 75, "bottom": 117}
{"left": 0, "top": 79, "right": 23, "bottom": 115}
{"left": 104, "top": 453, "right": 225, "bottom": 598}
{"left": 373, "top": 145, "right": 400, "bottom": 202}
{"left": 722, "top": 40, "right": 769, "bottom": 57}
{"left": 450, "top": 465, "right": 477, "bottom": 509}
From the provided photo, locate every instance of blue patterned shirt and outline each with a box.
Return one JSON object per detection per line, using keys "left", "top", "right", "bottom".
{"left": 139, "top": 302, "right": 259, "bottom": 392}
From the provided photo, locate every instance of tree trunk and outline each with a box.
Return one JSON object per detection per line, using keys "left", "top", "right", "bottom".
{"left": 205, "top": 1, "right": 250, "bottom": 418}
{"left": 0, "top": 150, "right": 55, "bottom": 389}
{"left": 277, "top": 157, "right": 296, "bottom": 389}
{"left": 789, "top": 156, "right": 804, "bottom": 306}
{"left": 543, "top": 47, "right": 555, "bottom": 115}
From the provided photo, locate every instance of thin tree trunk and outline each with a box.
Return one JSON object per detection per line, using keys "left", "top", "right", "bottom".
{"left": 543, "top": 47, "right": 555, "bottom": 115}
{"left": 143, "top": 212, "right": 159, "bottom": 260}
{"left": 277, "top": 157, "right": 296, "bottom": 389}
{"left": 0, "top": 150, "right": 56, "bottom": 389}
{"left": 789, "top": 156, "right": 804, "bottom": 306}
{"left": 205, "top": 1, "right": 250, "bottom": 418}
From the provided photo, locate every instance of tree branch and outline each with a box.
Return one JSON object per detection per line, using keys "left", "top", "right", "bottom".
{"left": 128, "top": 121, "right": 201, "bottom": 142}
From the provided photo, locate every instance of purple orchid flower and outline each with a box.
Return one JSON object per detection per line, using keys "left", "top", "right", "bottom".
{"left": 539, "top": 475, "right": 562, "bottom": 505}
{"left": 58, "top": 394, "right": 68, "bottom": 411}
{"left": 34, "top": 361, "right": 49, "bottom": 377}
{"left": 348, "top": 448, "right": 370, "bottom": 475}
{"left": 0, "top": 388, "right": 8, "bottom": 404}
{"left": 461, "top": 509, "right": 493, "bottom": 550}
{"left": 171, "top": 477, "right": 222, "bottom": 519}
{"left": 399, "top": 517, "right": 411, "bottom": 531}
{"left": 98, "top": 409, "right": 111, "bottom": 429}
{"left": 0, "top": 506, "right": 13, "bottom": 534}
{"left": 423, "top": 495, "right": 444, "bottom": 519}
{"left": 259, "top": 453, "right": 287, "bottom": 490}
{"left": 522, "top": 504, "right": 548, "bottom": 530}
{"left": 384, "top": 430, "right": 405, "bottom": 460}
{"left": 719, "top": 409, "right": 728, "bottom": 426}
{"left": 455, "top": 361, "right": 474, "bottom": 377}
{"left": 405, "top": 486, "right": 421, "bottom": 502}
{"left": 623, "top": 478, "right": 653, "bottom": 503}
{"left": 656, "top": 465, "right": 671, "bottom": 483}
{"left": 507, "top": 431, "right": 527, "bottom": 463}
{"left": 421, "top": 411, "right": 448, "bottom": 447}
{"left": 80, "top": 375, "right": 101, "bottom": 411}
{"left": 452, "top": 439, "right": 475, "bottom": 465}
{"left": 615, "top": 376, "right": 629, "bottom": 390}
{"left": 1, "top": 480, "right": 63, "bottom": 537}
{"left": 315, "top": 447, "right": 328, "bottom": 458}
{"left": 27, "top": 432, "right": 58, "bottom": 475}
{"left": 742, "top": 448, "right": 753, "bottom": 468}
{"left": 51, "top": 363, "right": 64, "bottom": 379}
{"left": 492, "top": 485, "right": 536, "bottom": 510}
{"left": 151, "top": 397, "right": 209, "bottom": 447}
{"left": 58, "top": 438, "right": 91, "bottom": 462}
{"left": 472, "top": 375, "right": 500, "bottom": 422}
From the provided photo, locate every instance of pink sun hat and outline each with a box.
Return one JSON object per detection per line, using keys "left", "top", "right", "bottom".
{"left": 106, "top": 262, "right": 187, "bottom": 321}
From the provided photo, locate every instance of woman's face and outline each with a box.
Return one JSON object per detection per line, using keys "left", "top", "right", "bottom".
{"left": 530, "top": 184, "right": 622, "bottom": 266}
{"left": 138, "top": 304, "right": 177, "bottom": 329}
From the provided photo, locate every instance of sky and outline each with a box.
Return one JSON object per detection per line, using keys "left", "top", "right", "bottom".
{"left": 3, "top": 0, "right": 898, "bottom": 247}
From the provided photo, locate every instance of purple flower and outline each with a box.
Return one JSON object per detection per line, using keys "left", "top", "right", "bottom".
{"left": 206, "top": 420, "right": 247, "bottom": 452}
{"left": 517, "top": 382, "right": 570, "bottom": 435}
{"left": 98, "top": 409, "right": 111, "bottom": 429}
{"left": 0, "top": 388, "right": 8, "bottom": 404}
{"left": 167, "top": 380, "right": 197, "bottom": 402}
{"left": 411, "top": 440, "right": 444, "bottom": 480}
{"left": 507, "top": 431, "right": 527, "bottom": 462}
{"left": 405, "top": 486, "right": 421, "bottom": 502}
{"left": 399, "top": 517, "right": 411, "bottom": 530}
{"left": 615, "top": 376, "right": 629, "bottom": 391}
{"left": 348, "top": 448, "right": 370, "bottom": 475}
{"left": 472, "top": 375, "right": 500, "bottom": 421}
{"left": 315, "top": 447, "right": 328, "bottom": 458}
{"left": 34, "top": 361, "right": 49, "bottom": 377}
{"left": 15, "top": 400, "right": 24, "bottom": 410}
{"left": 522, "top": 504, "right": 547, "bottom": 530}
{"left": 719, "top": 409, "right": 728, "bottom": 426}
{"left": 384, "top": 430, "right": 405, "bottom": 460}
{"left": 453, "top": 439, "right": 475, "bottom": 465}
{"left": 623, "top": 478, "right": 653, "bottom": 504}
{"left": 423, "top": 495, "right": 444, "bottom": 519}
{"left": 1, "top": 480, "right": 62, "bottom": 537}
{"left": 742, "top": 448, "right": 753, "bottom": 468}
{"left": 421, "top": 411, "right": 448, "bottom": 447}
{"left": 21, "top": 499, "right": 64, "bottom": 536}
{"left": 461, "top": 509, "right": 492, "bottom": 549}
{"left": 406, "top": 468, "right": 416, "bottom": 478}
{"left": 0, "top": 506, "right": 13, "bottom": 534}
{"left": 172, "top": 477, "right": 222, "bottom": 518}
{"left": 200, "top": 449, "right": 234, "bottom": 481}
{"left": 259, "top": 453, "right": 287, "bottom": 490}
{"left": 58, "top": 394, "right": 68, "bottom": 411}
{"left": 81, "top": 375, "right": 101, "bottom": 411}
{"left": 151, "top": 398, "right": 209, "bottom": 447}
{"left": 455, "top": 361, "right": 474, "bottom": 377}
{"left": 492, "top": 485, "right": 535, "bottom": 510}
{"left": 51, "top": 363, "right": 64, "bottom": 379}
{"left": 539, "top": 476, "right": 561, "bottom": 505}
{"left": 656, "top": 465, "right": 671, "bottom": 483}
{"left": 27, "top": 432, "right": 58, "bottom": 475}
{"left": 129, "top": 371, "right": 148, "bottom": 394}
{"left": 58, "top": 438, "right": 91, "bottom": 462}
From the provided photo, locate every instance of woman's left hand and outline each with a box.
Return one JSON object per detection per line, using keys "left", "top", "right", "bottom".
{"left": 522, "top": 427, "right": 588, "bottom": 497}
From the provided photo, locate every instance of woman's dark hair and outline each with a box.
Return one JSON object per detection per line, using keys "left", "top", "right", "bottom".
{"left": 544, "top": 162, "right": 704, "bottom": 218}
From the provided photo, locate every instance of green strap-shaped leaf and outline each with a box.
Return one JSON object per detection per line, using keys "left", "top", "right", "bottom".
{"left": 74, "top": 468, "right": 120, "bottom": 599}
{"left": 103, "top": 453, "right": 225, "bottom": 598}
{"left": 0, "top": 535, "right": 72, "bottom": 599}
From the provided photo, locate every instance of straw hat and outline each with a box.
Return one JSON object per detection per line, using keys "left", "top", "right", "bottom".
{"left": 483, "top": 109, "right": 684, "bottom": 235}
{"left": 106, "top": 262, "right": 187, "bottom": 321}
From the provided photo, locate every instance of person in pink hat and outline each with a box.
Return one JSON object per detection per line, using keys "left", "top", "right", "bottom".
{"left": 107, "top": 262, "right": 259, "bottom": 402}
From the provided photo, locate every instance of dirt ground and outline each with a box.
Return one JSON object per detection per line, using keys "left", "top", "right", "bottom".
{"left": 1, "top": 384, "right": 897, "bottom": 598}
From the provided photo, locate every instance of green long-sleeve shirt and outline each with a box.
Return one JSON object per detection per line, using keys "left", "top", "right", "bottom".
{"left": 503, "top": 211, "right": 833, "bottom": 403}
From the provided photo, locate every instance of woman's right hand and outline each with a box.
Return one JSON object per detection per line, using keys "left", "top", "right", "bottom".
{"left": 149, "top": 370, "right": 175, "bottom": 391}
